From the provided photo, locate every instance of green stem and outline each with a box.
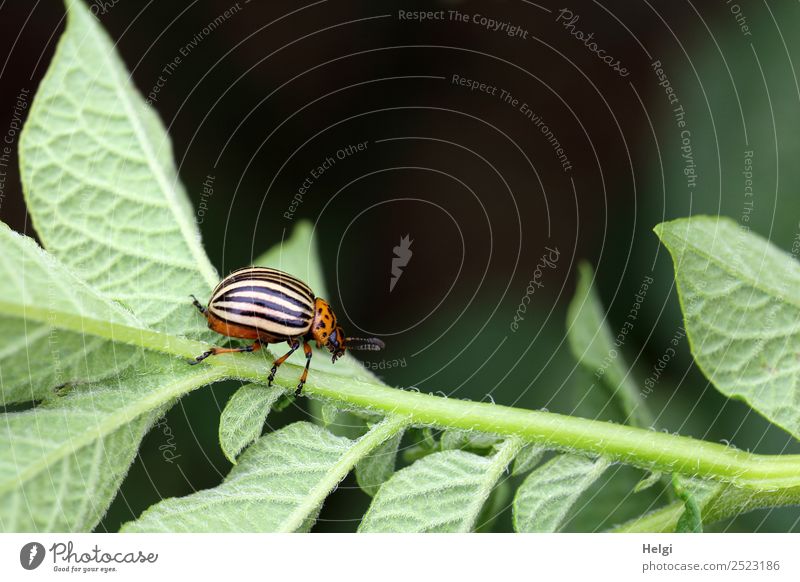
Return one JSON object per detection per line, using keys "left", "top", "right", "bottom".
{"left": 5, "top": 308, "right": 800, "bottom": 493}
{"left": 613, "top": 484, "right": 800, "bottom": 532}
{"left": 284, "top": 370, "right": 800, "bottom": 490}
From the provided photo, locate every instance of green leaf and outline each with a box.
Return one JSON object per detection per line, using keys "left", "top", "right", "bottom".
{"left": 0, "top": 222, "right": 222, "bottom": 532}
{"left": 512, "top": 443, "right": 546, "bottom": 476}
{"left": 513, "top": 454, "right": 610, "bottom": 532}
{"left": 570, "top": 465, "right": 664, "bottom": 532}
{"left": 634, "top": 471, "right": 663, "bottom": 493}
{"left": 218, "top": 384, "right": 284, "bottom": 463}
{"left": 122, "top": 417, "right": 408, "bottom": 532}
{"left": 0, "top": 223, "right": 143, "bottom": 404}
{"left": 440, "top": 429, "right": 502, "bottom": 452}
{"left": 655, "top": 216, "right": 800, "bottom": 440}
{"left": 567, "top": 262, "right": 652, "bottom": 427}
{"left": 359, "top": 438, "right": 522, "bottom": 532}
{"left": 19, "top": 0, "right": 217, "bottom": 337}
{"left": 673, "top": 474, "right": 704, "bottom": 533}
{"left": 355, "top": 428, "right": 404, "bottom": 497}
{"left": 320, "top": 402, "right": 339, "bottom": 427}
{"left": 0, "top": 1, "right": 228, "bottom": 531}
{"left": 123, "top": 422, "right": 347, "bottom": 532}
{"left": 0, "top": 353, "right": 221, "bottom": 532}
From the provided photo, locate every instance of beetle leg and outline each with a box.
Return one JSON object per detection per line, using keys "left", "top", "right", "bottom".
{"left": 190, "top": 294, "right": 207, "bottom": 315}
{"left": 189, "top": 340, "right": 261, "bottom": 365}
{"left": 268, "top": 340, "right": 300, "bottom": 386}
{"left": 295, "top": 340, "right": 313, "bottom": 395}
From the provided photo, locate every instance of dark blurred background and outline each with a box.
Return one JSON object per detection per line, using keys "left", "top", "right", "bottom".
{"left": 1, "top": 0, "right": 799, "bottom": 532}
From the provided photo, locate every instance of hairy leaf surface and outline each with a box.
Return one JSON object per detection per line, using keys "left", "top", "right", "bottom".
{"left": 513, "top": 454, "right": 610, "bottom": 532}
{"left": 567, "top": 262, "right": 651, "bottom": 427}
{"left": 123, "top": 418, "right": 407, "bottom": 532}
{"left": 359, "top": 439, "right": 521, "bottom": 532}
{"left": 355, "top": 429, "right": 404, "bottom": 497}
{"left": 219, "top": 384, "right": 284, "bottom": 463}
{"left": 512, "top": 443, "right": 546, "bottom": 476}
{"left": 656, "top": 217, "right": 800, "bottom": 440}
{"left": 0, "top": 223, "right": 142, "bottom": 404}
{"left": 440, "top": 429, "right": 502, "bottom": 452}
{"left": 19, "top": 0, "right": 217, "bottom": 337}
{"left": 0, "top": 354, "right": 221, "bottom": 532}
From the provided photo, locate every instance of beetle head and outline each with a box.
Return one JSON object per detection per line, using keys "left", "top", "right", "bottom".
{"left": 311, "top": 298, "right": 385, "bottom": 363}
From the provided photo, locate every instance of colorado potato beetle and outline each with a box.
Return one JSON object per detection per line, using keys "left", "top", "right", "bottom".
{"left": 189, "top": 266, "right": 384, "bottom": 393}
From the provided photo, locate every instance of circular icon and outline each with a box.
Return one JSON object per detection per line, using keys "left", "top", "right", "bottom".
{"left": 19, "top": 542, "right": 45, "bottom": 570}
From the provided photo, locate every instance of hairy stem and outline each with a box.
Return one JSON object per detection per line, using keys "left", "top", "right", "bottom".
{"left": 5, "top": 308, "right": 800, "bottom": 495}
{"left": 613, "top": 485, "right": 800, "bottom": 532}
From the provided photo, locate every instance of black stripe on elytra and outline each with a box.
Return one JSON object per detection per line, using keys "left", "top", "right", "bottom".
{"left": 218, "top": 276, "right": 314, "bottom": 303}
{"left": 212, "top": 294, "right": 311, "bottom": 319}
{"left": 213, "top": 285, "right": 312, "bottom": 311}
{"left": 221, "top": 270, "right": 314, "bottom": 297}
{"left": 211, "top": 304, "right": 311, "bottom": 329}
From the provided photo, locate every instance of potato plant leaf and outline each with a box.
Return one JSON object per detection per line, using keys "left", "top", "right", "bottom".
{"left": 0, "top": 353, "right": 222, "bottom": 532}
{"left": 355, "top": 429, "right": 404, "bottom": 497}
{"left": 218, "top": 384, "right": 285, "bottom": 463}
{"left": 122, "top": 418, "right": 408, "bottom": 532}
{"left": 440, "top": 429, "right": 502, "bottom": 452}
{"left": 358, "top": 439, "right": 522, "bottom": 532}
{"left": 634, "top": 471, "right": 663, "bottom": 493}
{"left": 512, "top": 443, "right": 546, "bottom": 476}
{"left": 19, "top": 0, "right": 217, "bottom": 337}
{"left": 1, "top": 0, "right": 228, "bottom": 532}
{"left": 567, "top": 262, "right": 652, "bottom": 427}
{"left": 0, "top": 86, "right": 226, "bottom": 532}
{"left": 655, "top": 217, "right": 800, "bottom": 440}
{"left": 0, "top": 223, "right": 143, "bottom": 404}
{"left": 513, "top": 454, "right": 610, "bottom": 532}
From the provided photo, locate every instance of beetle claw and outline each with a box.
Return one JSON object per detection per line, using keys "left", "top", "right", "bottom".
{"left": 189, "top": 350, "right": 214, "bottom": 365}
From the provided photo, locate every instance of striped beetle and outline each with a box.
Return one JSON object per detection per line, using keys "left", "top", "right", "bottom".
{"left": 190, "top": 266, "right": 384, "bottom": 393}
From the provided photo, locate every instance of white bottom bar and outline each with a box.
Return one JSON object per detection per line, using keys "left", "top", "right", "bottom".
{"left": 1, "top": 533, "right": 797, "bottom": 581}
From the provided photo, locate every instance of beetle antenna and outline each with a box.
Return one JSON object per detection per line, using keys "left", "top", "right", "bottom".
{"left": 346, "top": 337, "right": 385, "bottom": 351}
